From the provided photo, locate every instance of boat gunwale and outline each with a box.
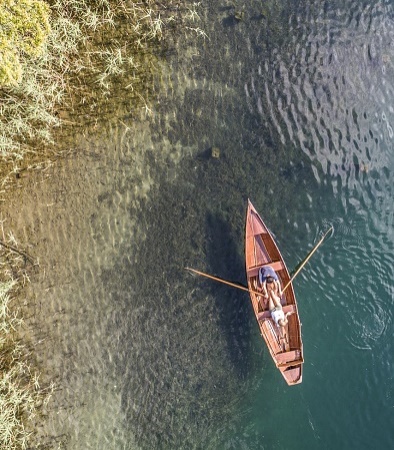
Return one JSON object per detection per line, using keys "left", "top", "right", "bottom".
{"left": 245, "top": 199, "right": 303, "bottom": 385}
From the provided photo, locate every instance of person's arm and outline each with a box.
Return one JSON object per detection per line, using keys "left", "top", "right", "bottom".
{"left": 285, "top": 310, "right": 295, "bottom": 319}
{"left": 262, "top": 280, "right": 268, "bottom": 298}
{"left": 275, "top": 279, "right": 282, "bottom": 297}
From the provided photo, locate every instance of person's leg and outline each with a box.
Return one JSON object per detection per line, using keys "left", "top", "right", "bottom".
{"left": 271, "top": 292, "right": 282, "bottom": 308}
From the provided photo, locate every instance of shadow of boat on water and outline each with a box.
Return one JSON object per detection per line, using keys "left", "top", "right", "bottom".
{"left": 204, "top": 210, "right": 256, "bottom": 381}
{"left": 108, "top": 191, "right": 255, "bottom": 448}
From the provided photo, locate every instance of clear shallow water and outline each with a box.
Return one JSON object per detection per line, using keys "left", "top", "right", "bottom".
{"left": 6, "top": 0, "right": 394, "bottom": 449}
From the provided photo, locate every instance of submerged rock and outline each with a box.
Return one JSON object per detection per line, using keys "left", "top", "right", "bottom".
{"left": 234, "top": 10, "right": 245, "bottom": 21}
{"left": 211, "top": 147, "right": 220, "bottom": 159}
{"left": 360, "top": 163, "right": 369, "bottom": 173}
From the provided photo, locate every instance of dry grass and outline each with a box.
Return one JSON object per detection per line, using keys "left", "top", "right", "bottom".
{"left": 0, "top": 238, "right": 53, "bottom": 450}
{"left": 0, "top": 0, "right": 205, "bottom": 180}
{"left": 0, "top": 2, "right": 205, "bottom": 448}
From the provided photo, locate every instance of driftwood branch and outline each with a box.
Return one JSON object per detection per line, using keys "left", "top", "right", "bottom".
{"left": 0, "top": 240, "right": 35, "bottom": 265}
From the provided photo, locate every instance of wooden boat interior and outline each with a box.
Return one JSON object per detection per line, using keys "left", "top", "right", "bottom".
{"left": 246, "top": 200, "right": 303, "bottom": 385}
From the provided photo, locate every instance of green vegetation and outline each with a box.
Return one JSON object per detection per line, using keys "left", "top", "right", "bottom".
{"left": 0, "top": 2, "right": 204, "bottom": 448}
{"left": 0, "top": 281, "right": 36, "bottom": 450}
{"left": 0, "top": 255, "right": 52, "bottom": 450}
{"left": 0, "top": 0, "right": 204, "bottom": 187}
{"left": 0, "top": 0, "right": 51, "bottom": 86}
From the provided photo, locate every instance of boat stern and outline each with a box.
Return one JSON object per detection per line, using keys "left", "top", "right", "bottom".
{"left": 280, "top": 364, "right": 303, "bottom": 385}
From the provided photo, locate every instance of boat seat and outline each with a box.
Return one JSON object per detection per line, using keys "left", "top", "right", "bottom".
{"left": 257, "top": 310, "right": 271, "bottom": 321}
{"left": 247, "top": 260, "right": 284, "bottom": 278}
{"left": 278, "top": 359, "right": 303, "bottom": 369}
{"left": 257, "top": 304, "right": 295, "bottom": 322}
{"left": 276, "top": 349, "right": 303, "bottom": 368}
{"left": 283, "top": 304, "right": 296, "bottom": 315}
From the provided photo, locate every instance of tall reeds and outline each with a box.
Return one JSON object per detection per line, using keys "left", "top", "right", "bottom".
{"left": 0, "top": 0, "right": 205, "bottom": 181}
{"left": 0, "top": 278, "right": 54, "bottom": 450}
{"left": 0, "top": 2, "right": 204, "bottom": 448}
{"left": 0, "top": 227, "right": 56, "bottom": 449}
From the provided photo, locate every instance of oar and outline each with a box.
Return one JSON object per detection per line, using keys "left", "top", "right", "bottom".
{"left": 282, "top": 226, "right": 333, "bottom": 294}
{"left": 185, "top": 267, "right": 263, "bottom": 297}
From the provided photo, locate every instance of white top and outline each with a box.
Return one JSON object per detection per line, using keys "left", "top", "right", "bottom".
{"left": 271, "top": 308, "right": 285, "bottom": 325}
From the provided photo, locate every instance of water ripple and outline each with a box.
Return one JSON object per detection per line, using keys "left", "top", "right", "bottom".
{"left": 247, "top": 1, "right": 394, "bottom": 206}
{"left": 3, "top": 1, "right": 393, "bottom": 448}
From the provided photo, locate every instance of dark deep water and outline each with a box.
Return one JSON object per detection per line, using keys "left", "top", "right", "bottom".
{"left": 9, "top": 0, "right": 394, "bottom": 448}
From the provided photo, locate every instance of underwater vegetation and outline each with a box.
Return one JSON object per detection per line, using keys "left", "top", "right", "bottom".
{"left": 0, "top": 0, "right": 204, "bottom": 188}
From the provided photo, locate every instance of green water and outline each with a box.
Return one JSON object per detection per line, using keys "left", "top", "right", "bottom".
{"left": 8, "top": 0, "right": 394, "bottom": 448}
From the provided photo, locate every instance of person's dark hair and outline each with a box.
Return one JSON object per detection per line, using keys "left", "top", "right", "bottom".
{"left": 266, "top": 276, "right": 274, "bottom": 284}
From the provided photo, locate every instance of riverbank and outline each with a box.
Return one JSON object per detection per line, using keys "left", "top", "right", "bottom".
{"left": 0, "top": 0, "right": 204, "bottom": 194}
{"left": 0, "top": 236, "right": 54, "bottom": 449}
{"left": 0, "top": 1, "right": 204, "bottom": 448}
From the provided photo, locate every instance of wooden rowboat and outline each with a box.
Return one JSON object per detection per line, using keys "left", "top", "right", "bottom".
{"left": 245, "top": 199, "right": 303, "bottom": 385}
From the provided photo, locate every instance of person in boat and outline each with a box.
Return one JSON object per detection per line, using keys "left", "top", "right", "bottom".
{"left": 268, "top": 294, "right": 293, "bottom": 331}
{"left": 258, "top": 266, "right": 282, "bottom": 300}
{"left": 258, "top": 266, "right": 292, "bottom": 330}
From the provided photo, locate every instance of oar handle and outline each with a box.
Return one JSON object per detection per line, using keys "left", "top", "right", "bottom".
{"left": 185, "top": 267, "right": 263, "bottom": 297}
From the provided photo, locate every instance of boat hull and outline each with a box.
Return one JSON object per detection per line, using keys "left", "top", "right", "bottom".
{"left": 245, "top": 200, "right": 303, "bottom": 385}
